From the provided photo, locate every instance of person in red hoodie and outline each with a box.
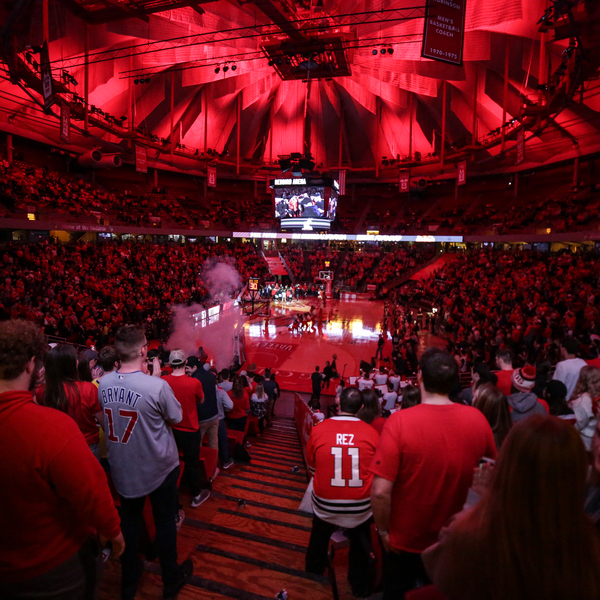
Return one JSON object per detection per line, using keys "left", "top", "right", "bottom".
{"left": 0, "top": 320, "right": 124, "bottom": 600}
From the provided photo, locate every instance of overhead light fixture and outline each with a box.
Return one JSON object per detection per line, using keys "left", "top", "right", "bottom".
{"left": 134, "top": 79, "right": 139, "bottom": 84}
{"left": 145, "top": 77, "right": 150, "bottom": 83}
{"left": 387, "top": 47, "right": 394, "bottom": 55}
{"left": 381, "top": 48, "right": 387, "bottom": 54}
{"left": 372, "top": 49, "right": 378, "bottom": 55}
{"left": 215, "top": 66, "right": 220, "bottom": 74}
{"left": 223, "top": 65, "right": 229, "bottom": 72}
{"left": 231, "top": 64, "right": 237, "bottom": 71}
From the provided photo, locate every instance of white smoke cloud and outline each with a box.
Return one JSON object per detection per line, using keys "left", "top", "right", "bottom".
{"left": 201, "top": 258, "right": 242, "bottom": 303}
{"left": 167, "top": 259, "right": 245, "bottom": 370}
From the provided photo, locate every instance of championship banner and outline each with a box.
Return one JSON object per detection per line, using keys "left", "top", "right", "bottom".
{"left": 422, "top": 0, "right": 467, "bottom": 66}
{"left": 135, "top": 145, "right": 147, "bottom": 173}
{"left": 516, "top": 129, "right": 525, "bottom": 165}
{"left": 60, "top": 101, "right": 70, "bottom": 144}
{"left": 457, "top": 160, "right": 467, "bottom": 186}
{"left": 207, "top": 164, "right": 217, "bottom": 188}
{"left": 40, "top": 41, "right": 54, "bottom": 111}
{"left": 339, "top": 169, "right": 346, "bottom": 195}
{"left": 399, "top": 170, "right": 410, "bottom": 192}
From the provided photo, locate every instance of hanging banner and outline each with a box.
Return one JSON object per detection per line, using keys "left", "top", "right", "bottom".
{"left": 135, "top": 145, "right": 147, "bottom": 173}
{"left": 207, "top": 164, "right": 217, "bottom": 188}
{"left": 399, "top": 170, "right": 410, "bottom": 192}
{"left": 339, "top": 169, "right": 346, "bottom": 196}
{"left": 457, "top": 160, "right": 467, "bottom": 186}
{"left": 60, "top": 101, "right": 70, "bottom": 144}
{"left": 40, "top": 41, "right": 54, "bottom": 111}
{"left": 516, "top": 129, "right": 525, "bottom": 165}
{"left": 422, "top": 0, "right": 467, "bottom": 66}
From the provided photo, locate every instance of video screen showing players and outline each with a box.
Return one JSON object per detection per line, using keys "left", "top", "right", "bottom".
{"left": 275, "top": 186, "right": 325, "bottom": 219}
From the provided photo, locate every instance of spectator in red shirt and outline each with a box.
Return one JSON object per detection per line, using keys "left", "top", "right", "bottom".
{"left": 370, "top": 348, "right": 497, "bottom": 599}
{"left": 494, "top": 348, "right": 514, "bottom": 396}
{"left": 227, "top": 375, "right": 250, "bottom": 432}
{"left": 37, "top": 343, "right": 104, "bottom": 461}
{"left": 162, "top": 349, "right": 208, "bottom": 508}
{"left": 0, "top": 320, "right": 124, "bottom": 599}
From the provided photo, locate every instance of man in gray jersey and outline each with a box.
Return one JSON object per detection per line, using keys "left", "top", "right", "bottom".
{"left": 98, "top": 325, "right": 193, "bottom": 600}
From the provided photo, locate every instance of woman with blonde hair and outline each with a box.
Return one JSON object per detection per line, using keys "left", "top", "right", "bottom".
{"left": 473, "top": 383, "right": 512, "bottom": 450}
{"left": 569, "top": 365, "right": 600, "bottom": 450}
{"left": 250, "top": 382, "right": 268, "bottom": 435}
{"left": 423, "top": 415, "right": 600, "bottom": 600}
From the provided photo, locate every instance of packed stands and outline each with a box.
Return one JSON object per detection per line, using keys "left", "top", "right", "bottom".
{"left": 0, "top": 240, "right": 268, "bottom": 344}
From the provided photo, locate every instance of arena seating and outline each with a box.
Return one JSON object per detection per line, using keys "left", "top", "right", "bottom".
{"left": 0, "top": 240, "right": 269, "bottom": 344}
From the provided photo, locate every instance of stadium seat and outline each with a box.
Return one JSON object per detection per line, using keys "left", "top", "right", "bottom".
{"left": 247, "top": 415, "right": 260, "bottom": 436}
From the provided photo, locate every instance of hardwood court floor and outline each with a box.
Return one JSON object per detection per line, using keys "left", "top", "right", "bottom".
{"left": 97, "top": 416, "right": 367, "bottom": 600}
{"left": 244, "top": 298, "right": 445, "bottom": 395}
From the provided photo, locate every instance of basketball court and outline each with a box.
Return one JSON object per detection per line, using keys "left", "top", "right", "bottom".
{"left": 241, "top": 296, "right": 446, "bottom": 396}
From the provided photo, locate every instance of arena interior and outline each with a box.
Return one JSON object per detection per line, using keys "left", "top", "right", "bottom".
{"left": 1, "top": 0, "right": 600, "bottom": 599}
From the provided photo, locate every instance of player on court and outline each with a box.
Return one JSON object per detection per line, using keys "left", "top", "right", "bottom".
{"left": 305, "top": 386, "right": 380, "bottom": 597}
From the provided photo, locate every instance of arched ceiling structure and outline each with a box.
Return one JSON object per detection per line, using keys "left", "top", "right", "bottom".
{"left": 0, "top": 0, "right": 599, "bottom": 179}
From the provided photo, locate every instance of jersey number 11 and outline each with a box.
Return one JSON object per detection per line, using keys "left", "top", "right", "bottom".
{"left": 330, "top": 447, "right": 363, "bottom": 487}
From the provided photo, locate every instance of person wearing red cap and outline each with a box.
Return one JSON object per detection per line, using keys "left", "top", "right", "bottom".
{"left": 507, "top": 365, "right": 548, "bottom": 422}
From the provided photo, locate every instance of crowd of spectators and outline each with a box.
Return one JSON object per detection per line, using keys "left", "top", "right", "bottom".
{"left": 372, "top": 245, "right": 436, "bottom": 288}
{"left": 413, "top": 249, "right": 600, "bottom": 369}
{"left": 337, "top": 251, "right": 378, "bottom": 288}
{"left": 5, "top": 157, "right": 599, "bottom": 237}
{"left": 0, "top": 240, "right": 268, "bottom": 346}
{"left": 279, "top": 245, "right": 305, "bottom": 280}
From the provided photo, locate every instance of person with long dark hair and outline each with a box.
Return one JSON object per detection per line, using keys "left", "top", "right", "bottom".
{"left": 473, "top": 383, "right": 512, "bottom": 451}
{"left": 423, "top": 415, "right": 600, "bottom": 600}
{"left": 37, "top": 344, "right": 104, "bottom": 460}
{"left": 358, "top": 389, "right": 386, "bottom": 434}
{"left": 227, "top": 375, "right": 250, "bottom": 432}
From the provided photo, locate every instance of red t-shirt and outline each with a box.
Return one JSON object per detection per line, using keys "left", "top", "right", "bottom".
{"left": 306, "top": 416, "right": 380, "bottom": 527}
{"left": 370, "top": 416, "right": 387, "bottom": 435}
{"left": 36, "top": 381, "right": 102, "bottom": 444}
{"left": 371, "top": 403, "right": 497, "bottom": 553}
{"left": 0, "top": 391, "right": 120, "bottom": 583}
{"left": 227, "top": 389, "right": 250, "bottom": 419}
{"left": 494, "top": 369, "right": 513, "bottom": 396}
{"left": 162, "top": 374, "right": 204, "bottom": 432}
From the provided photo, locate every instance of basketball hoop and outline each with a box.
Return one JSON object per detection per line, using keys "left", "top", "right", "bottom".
{"left": 318, "top": 270, "right": 333, "bottom": 281}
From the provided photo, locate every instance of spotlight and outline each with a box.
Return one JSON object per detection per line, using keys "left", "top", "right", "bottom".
{"left": 381, "top": 48, "right": 386, "bottom": 54}
{"left": 387, "top": 47, "right": 394, "bottom": 55}
{"left": 372, "top": 49, "right": 378, "bottom": 55}
{"left": 145, "top": 77, "right": 150, "bottom": 83}
{"left": 223, "top": 65, "right": 229, "bottom": 72}
{"left": 134, "top": 79, "right": 139, "bottom": 85}
{"left": 268, "top": 60, "right": 274, "bottom": 66}
{"left": 215, "top": 66, "right": 220, "bottom": 74}
{"left": 231, "top": 64, "right": 237, "bottom": 71}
